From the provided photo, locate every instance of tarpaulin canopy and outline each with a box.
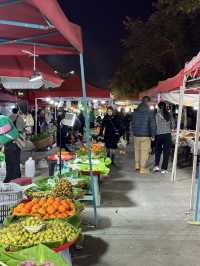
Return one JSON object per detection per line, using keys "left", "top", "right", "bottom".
{"left": 0, "top": 56, "right": 63, "bottom": 89}
{"left": 184, "top": 51, "right": 200, "bottom": 76}
{"left": 161, "top": 92, "right": 200, "bottom": 107}
{"left": 0, "top": 0, "right": 83, "bottom": 55}
{"left": 27, "top": 75, "right": 111, "bottom": 103}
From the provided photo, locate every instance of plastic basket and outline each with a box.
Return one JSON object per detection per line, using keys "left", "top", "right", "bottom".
{"left": 0, "top": 183, "right": 23, "bottom": 223}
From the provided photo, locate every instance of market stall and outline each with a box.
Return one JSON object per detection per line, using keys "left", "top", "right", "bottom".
{"left": 26, "top": 74, "right": 111, "bottom": 131}
{"left": 0, "top": 0, "right": 99, "bottom": 227}
{"left": 139, "top": 51, "right": 200, "bottom": 211}
{"left": 0, "top": 1, "right": 103, "bottom": 264}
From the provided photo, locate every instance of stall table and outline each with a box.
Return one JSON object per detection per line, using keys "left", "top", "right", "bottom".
{"left": 81, "top": 170, "right": 101, "bottom": 207}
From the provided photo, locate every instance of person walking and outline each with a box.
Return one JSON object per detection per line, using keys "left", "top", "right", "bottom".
{"left": 153, "top": 102, "right": 174, "bottom": 174}
{"left": 100, "top": 106, "right": 121, "bottom": 164}
{"left": 78, "top": 110, "right": 85, "bottom": 135}
{"left": 10, "top": 108, "right": 25, "bottom": 133}
{"left": 119, "top": 108, "right": 132, "bottom": 144}
{"left": 124, "top": 109, "right": 132, "bottom": 144}
{"left": 89, "top": 107, "right": 95, "bottom": 129}
{"left": 132, "top": 96, "right": 156, "bottom": 174}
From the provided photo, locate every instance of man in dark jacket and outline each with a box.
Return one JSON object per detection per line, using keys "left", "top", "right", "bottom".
{"left": 132, "top": 96, "right": 156, "bottom": 174}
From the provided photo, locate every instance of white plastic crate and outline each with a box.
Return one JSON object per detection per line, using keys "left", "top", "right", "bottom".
{"left": 0, "top": 183, "right": 23, "bottom": 222}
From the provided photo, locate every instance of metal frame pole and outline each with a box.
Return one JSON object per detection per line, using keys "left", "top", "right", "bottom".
{"left": 157, "top": 93, "right": 161, "bottom": 103}
{"left": 171, "top": 76, "right": 186, "bottom": 182}
{"left": 55, "top": 105, "right": 57, "bottom": 121}
{"left": 79, "top": 53, "right": 98, "bottom": 225}
{"left": 194, "top": 163, "right": 200, "bottom": 221}
{"left": 190, "top": 93, "right": 200, "bottom": 209}
{"left": 35, "top": 98, "right": 38, "bottom": 135}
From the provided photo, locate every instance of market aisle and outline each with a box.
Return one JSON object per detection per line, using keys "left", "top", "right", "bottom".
{"left": 73, "top": 145, "right": 200, "bottom": 266}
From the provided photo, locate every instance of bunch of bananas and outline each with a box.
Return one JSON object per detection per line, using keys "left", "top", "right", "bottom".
{"left": 25, "top": 191, "right": 52, "bottom": 199}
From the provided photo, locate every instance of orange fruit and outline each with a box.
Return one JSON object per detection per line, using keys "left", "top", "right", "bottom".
{"left": 46, "top": 206, "right": 56, "bottom": 215}
{"left": 31, "top": 204, "right": 40, "bottom": 213}
{"left": 38, "top": 208, "right": 46, "bottom": 215}
{"left": 68, "top": 209, "right": 76, "bottom": 216}
{"left": 58, "top": 205, "right": 66, "bottom": 213}
{"left": 32, "top": 198, "right": 39, "bottom": 204}
{"left": 47, "top": 197, "right": 54, "bottom": 205}
{"left": 39, "top": 198, "right": 46, "bottom": 206}
{"left": 57, "top": 213, "right": 66, "bottom": 218}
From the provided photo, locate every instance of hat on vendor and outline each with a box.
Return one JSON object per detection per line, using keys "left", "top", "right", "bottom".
{"left": 0, "top": 115, "right": 18, "bottom": 144}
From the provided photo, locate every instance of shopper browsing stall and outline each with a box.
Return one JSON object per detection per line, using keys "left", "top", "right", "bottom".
{"left": 132, "top": 96, "right": 156, "bottom": 175}
{"left": 153, "top": 102, "right": 174, "bottom": 174}
{"left": 100, "top": 106, "right": 121, "bottom": 164}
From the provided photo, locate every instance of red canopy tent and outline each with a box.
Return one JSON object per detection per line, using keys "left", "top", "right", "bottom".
{"left": 27, "top": 75, "right": 111, "bottom": 104}
{"left": 0, "top": 0, "right": 83, "bottom": 55}
{"left": 0, "top": 56, "right": 63, "bottom": 88}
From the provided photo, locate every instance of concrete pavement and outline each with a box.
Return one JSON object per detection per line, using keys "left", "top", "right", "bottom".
{"left": 73, "top": 146, "right": 200, "bottom": 266}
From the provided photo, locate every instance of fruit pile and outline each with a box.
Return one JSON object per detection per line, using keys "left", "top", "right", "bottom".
{"left": 51, "top": 178, "right": 72, "bottom": 198}
{"left": 78, "top": 143, "right": 106, "bottom": 157}
{"left": 91, "top": 143, "right": 104, "bottom": 153}
{"left": 0, "top": 219, "right": 79, "bottom": 250}
{"left": 21, "top": 217, "right": 43, "bottom": 227}
{"left": 13, "top": 198, "right": 76, "bottom": 219}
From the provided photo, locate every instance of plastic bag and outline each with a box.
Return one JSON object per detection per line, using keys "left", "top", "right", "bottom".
{"left": 118, "top": 137, "right": 127, "bottom": 149}
{"left": 0, "top": 244, "right": 67, "bottom": 266}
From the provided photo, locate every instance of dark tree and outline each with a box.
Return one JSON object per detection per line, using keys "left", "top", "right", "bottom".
{"left": 112, "top": 1, "right": 200, "bottom": 97}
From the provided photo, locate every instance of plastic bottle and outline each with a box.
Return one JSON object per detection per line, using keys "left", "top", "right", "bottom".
{"left": 25, "top": 157, "right": 35, "bottom": 178}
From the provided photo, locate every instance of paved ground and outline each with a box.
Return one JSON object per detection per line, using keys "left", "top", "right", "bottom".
{"left": 73, "top": 145, "right": 200, "bottom": 266}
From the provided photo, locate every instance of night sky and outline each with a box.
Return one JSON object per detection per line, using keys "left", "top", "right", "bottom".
{"left": 47, "top": 0, "right": 152, "bottom": 88}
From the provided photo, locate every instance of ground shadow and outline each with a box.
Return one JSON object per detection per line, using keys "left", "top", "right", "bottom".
{"left": 81, "top": 214, "right": 112, "bottom": 231}
{"left": 72, "top": 235, "right": 109, "bottom": 266}
{"left": 100, "top": 160, "right": 137, "bottom": 207}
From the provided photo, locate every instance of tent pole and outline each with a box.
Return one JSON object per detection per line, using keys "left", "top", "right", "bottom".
{"left": 35, "top": 98, "right": 38, "bottom": 135}
{"left": 157, "top": 93, "right": 161, "bottom": 103}
{"left": 55, "top": 106, "right": 57, "bottom": 121}
{"left": 79, "top": 53, "right": 98, "bottom": 226}
{"left": 171, "top": 76, "right": 186, "bottom": 182}
{"left": 190, "top": 93, "right": 200, "bottom": 209}
{"left": 183, "top": 107, "right": 187, "bottom": 129}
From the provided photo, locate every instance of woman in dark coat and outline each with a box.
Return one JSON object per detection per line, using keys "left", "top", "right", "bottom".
{"left": 100, "top": 107, "right": 121, "bottom": 164}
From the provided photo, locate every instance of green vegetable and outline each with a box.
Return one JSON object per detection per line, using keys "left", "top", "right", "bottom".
{"left": 30, "top": 128, "right": 56, "bottom": 142}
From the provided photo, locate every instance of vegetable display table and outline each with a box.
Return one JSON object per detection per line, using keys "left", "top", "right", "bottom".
{"left": 81, "top": 171, "right": 101, "bottom": 207}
